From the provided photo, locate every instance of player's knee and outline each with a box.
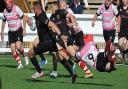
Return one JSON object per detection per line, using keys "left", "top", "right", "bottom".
{"left": 28, "top": 50, "right": 34, "bottom": 58}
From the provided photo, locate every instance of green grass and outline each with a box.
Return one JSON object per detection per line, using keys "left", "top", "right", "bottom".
{"left": 0, "top": 54, "right": 128, "bottom": 89}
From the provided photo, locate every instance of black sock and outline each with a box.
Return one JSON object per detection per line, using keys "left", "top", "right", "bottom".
{"left": 39, "top": 54, "right": 46, "bottom": 61}
{"left": 60, "top": 59, "right": 74, "bottom": 76}
{"left": 30, "top": 56, "right": 41, "bottom": 73}
{"left": 68, "top": 59, "right": 74, "bottom": 66}
{"left": 52, "top": 54, "right": 58, "bottom": 71}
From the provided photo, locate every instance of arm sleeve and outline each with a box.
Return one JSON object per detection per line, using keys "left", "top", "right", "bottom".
{"left": 96, "top": 5, "right": 103, "bottom": 16}
{"left": 2, "top": 13, "right": 6, "bottom": 22}
{"left": 15, "top": 6, "right": 24, "bottom": 19}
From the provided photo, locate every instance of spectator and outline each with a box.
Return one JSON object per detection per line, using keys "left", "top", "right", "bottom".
{"left": 70, "top": 0, "right": 84, "bottom": 14}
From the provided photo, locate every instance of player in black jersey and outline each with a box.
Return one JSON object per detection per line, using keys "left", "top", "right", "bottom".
{"left": 50, "top": 0, "right": 93, "bottom": 78}
{"left": 118, "top": 0, "right": 128, "bottom": 62}
{"left": 27, "top": 1, "right": 77, "bottom": 83}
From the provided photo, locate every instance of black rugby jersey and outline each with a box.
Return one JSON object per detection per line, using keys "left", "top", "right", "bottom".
{"left": 35, "top": 12, "right": 52, "bottom": 42}
{"left": 50, "top": 9, "right": 71, "bottom": 36}
{"left": 118, "top": 4, "right": 128, "bottom": 19}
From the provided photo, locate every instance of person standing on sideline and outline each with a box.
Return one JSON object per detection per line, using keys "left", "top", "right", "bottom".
{"left": 0, "top": 0, "right": 29, "bottom": 69}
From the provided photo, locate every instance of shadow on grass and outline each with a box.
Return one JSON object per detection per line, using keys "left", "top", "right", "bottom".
{"left": 25, "top": 79, "right": 54, "bottom": 83}
{"left": 25, "top": 77, "right": 112, "bottom": 87}
{"left": 58, "top": 81, "right": 112, "bottom": 86}
{"left": 29, "top": 67, "right": 51, "bottom": 71}
{"left": 0, "top": 64, "right": 17, "bottom": 68}
{"left": 76, "top": 82, "right": 112, "bottom": 86}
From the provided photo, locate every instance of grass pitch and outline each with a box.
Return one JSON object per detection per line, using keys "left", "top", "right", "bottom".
{"left": 0, "top": 54, "right": 128, "bottom": 89}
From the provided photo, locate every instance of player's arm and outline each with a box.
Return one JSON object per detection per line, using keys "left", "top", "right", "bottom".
{"left": 92, "top": 14, "right": 98, "bottom": 27}
{"left": 116, "top": 15, "right": 121, "bottom": 32}
{"left": 1, "top": 15, "right": 6, "bottom": 41}
{"left": 48, "top": 21, "right": 60, "bottom": 34}
{"left": 66, "top": 13, "right": 77, "bottom": 26}
{"left": 92, "top": 5, "right": 102, "bottom": 27}
{"left": 113, "top": 5, "right": 120, "bottom": 33}
{"left": 42, "top": 12, "right": 67, "bottom": 40}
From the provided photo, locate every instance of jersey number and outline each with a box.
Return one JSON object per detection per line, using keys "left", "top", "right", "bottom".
{"left": 88, "top": 53, "right": 94, "bottom": 62}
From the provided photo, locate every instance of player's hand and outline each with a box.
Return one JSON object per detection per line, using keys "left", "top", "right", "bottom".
{"left": 91, "top": 21, "right": 95, "bottom": 27}
{"left": 1, "top": 33, "right": 4, "bottom": 41}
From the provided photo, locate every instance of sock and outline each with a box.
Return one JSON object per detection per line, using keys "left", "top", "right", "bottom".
{"left": 13, "top": 52, "right": 21, "bottom": 64}
{"left": 52, "top": 54, "right": 58, "bottom": 71}
{"left": 60, "top": 59, "right": 74, "bottom": 76}
{"left": 68, "top": 59, "right": 74, "bottom": 66}
{"left": 39, "top": 54, "right": 46, "bottom": 61}
{"left": 30, "top": 56, "right": 41, "bottom": 73}
{"left": 105, "top": 40, "right": 112, "bottom": 52}
{"left": 78, "top": 60, "right": 92, "bottom": 75}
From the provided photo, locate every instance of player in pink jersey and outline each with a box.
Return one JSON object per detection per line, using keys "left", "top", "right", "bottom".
{"left": 75, "top": 40, "right": 116, "bottom": 72}
{"left": 92, "top": 0, "right": 120, "bottom": 44}
{"left": 0, "top": 0, "right": 29, "bottom": 69}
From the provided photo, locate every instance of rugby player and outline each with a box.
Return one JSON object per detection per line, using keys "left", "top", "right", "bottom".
{"left": 1, "top": 0, "right": 29, "bottom": 69}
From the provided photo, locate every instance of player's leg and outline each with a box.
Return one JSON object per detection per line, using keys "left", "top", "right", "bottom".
{"left": 67, "top": 45, "right": 93, "bottom": 78}
{"left": 56, "top": 43, "right": 77, "bottom": 83}
{"left": 32, "top": 37, "right": 47, "bottom": 67}
{"left": 118, "top": 37, "right": 126, "bottom": 61}
{"left": 49, "top": 52, "right": 58, "bottom": 78}
{"left": 10, "top": 43, "right": 23, "bottom": 69}
{"left": 16, "top": 41, "right": 29, "bottom": 66}
{"left": 39, "top": 54, "right": 47, "bottom": 68}
{"left": 122, "top": 39, "right": 128, "bottom": 60}
{"left": 8, "top": 31, "right": 23, "bottom": 69}
{"left": 15, "top": 28, "right": 29, "bottom": 66}
{"left": 105, "top": 41, "right": 117, "bottom": 72}
{"left": 28, "top": 47, "right": 44, "bottom": 79}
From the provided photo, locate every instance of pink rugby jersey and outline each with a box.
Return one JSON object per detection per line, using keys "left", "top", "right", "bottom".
{"left": 3, "top": 5, "right": 23, "bottom": 31}
{"left": 97, "top": 4, "right": 118, "bottom": 30}
{"left": 79, "top": 42, "right": 99, "bottom": 68}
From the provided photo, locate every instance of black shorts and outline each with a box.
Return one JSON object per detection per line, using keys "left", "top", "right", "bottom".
{"left": 33, "top": 40, "right": 58, "bottom": 55}
{"left": 103, "top": 29, "right": 116, "bottom": 43}
{"left": 56, "top": 35, "right": 75, "bottom": 49}
{"left": 8, "top": 27, "right": 23, "bottom": 45}
{"left": 96, "top": 52, "right": 109, "bottom": 72}
{"left": 71, "top": 31, "right": 85, "bottom": 48}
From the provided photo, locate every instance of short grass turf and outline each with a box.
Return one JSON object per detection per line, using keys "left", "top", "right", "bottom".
{"left": 0, "top": 54, "right": 128, "bottom": 89}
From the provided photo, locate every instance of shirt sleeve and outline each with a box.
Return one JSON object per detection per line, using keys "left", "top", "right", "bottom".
{"left": 2, "top": 13, "right": 6, "bottom": 22}
{"left": 96, "top": 5, "right": 103, "bottom": 16}
{"left": 15, "top": 5, "right": 24, "bottom": 18}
